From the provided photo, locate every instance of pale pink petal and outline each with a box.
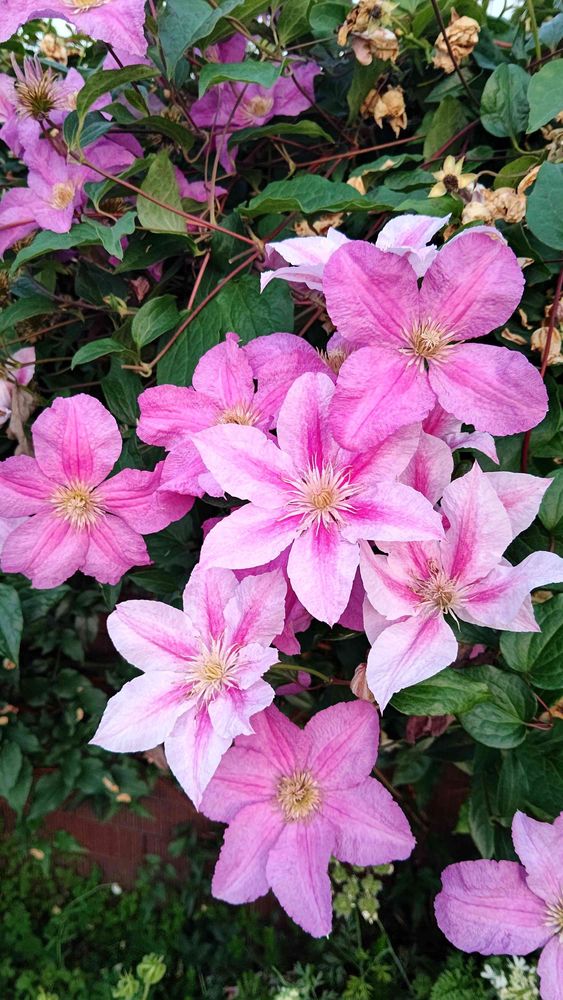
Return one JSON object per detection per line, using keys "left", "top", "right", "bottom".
{"left": 181, "top": 564, "right": 236, "bottom": 639}
{"left": 264, "top": 229, "right": 348, "bottom": 268}
{"left": 276, "top": 372, "right": 334, "bottom": 471}
{"left": 200, "top": 504, "right": 300, "bottom": 570}
{"left": 434, "top": 860, "right": 551, "bottom": 954}
{"left": 400, "top": 431, "right": 453, "bottom": 505}
{"left": 247, "top": 332, "right": 328, "bottom": 423}
{"left": 81, "top": 515, "right": 150, "bottom": 584}
{"left": 461, "top": 551, "right": 563, "bottom": 630}
{"left": 323, "top": 242, "right": 420, "bottom": 348}
{"left": 137, "top": 385, "right": 214, "bottom": 447}
{"left": 324, "top": 777, "right": 415, "bottom": 865}
{"left": 360, "top": 543, "right": 419, "bottom": 619}
{"left": 330, "top": 347, "right": 435, "bottom": 451}
{"left": 223, "top": 569, "right": 287, "bottom": 647}
{"left": 201, "top": 745, "right": 280, "bottom": 823}
{"left": 421, "top": 231, "right": 524, "bottom": 342}
{"left": 192, "top": 332, "right": 254, "bottom": 408}
{"left": 512, "top": 811, "right": 563, "bottom": 906}
{"left": 0, "top": 515, "right": 25, "bottom": 555}
{"left": 367, "top": 614, "right": 458, "bottom": 709}
{"left": 485, "top": 472, "right": 552, "bottom": 539}
{"left": 376, "top": 213, "right": 449, "bottom": 278}
{"left": 363, "top": 597, "right": 392, "bottom": 644}
{"left": 343, "top": 482, "right": 444, "bottom": 544}
{"left": 288, "top": 524, "right": 358, "bottom": 626}
{"left": 266, "top": 816, "right": 335, "bottom": 937}
{"left": 32, "top": 394, "right": 121, "bottom": 486}
{"left": 98, "top": 464, "right": 191, "bottom": 533}
{"left": 1, "top": 511, "right": 88, "bottom": 588}
{"left": 429, "top": 343, "right": 548, "bottom": 435}
{"left": 347, "top": 423, "right": 421, "bottom": 483}
{"left": 107, "top": 599, "right": 199, "bottom": 672}
{"left": 304, "top": 700, "right": 380, "bottom": 787}
{"left": 231, "top": 645, "right": 279, "bottom": 689}
{"left": 159, "top": 442, "right": 212, "bottom": 498}
{"left": 193, "top": 425, "right": 293, "bottom": 507}
{"left": 208, "top": 680, "right": 275, "bottom": 740}
{"left": 211, "top": 802, "right": 284, "bottom": 902}
{"left": 538, "top": 935, "right": 563, "bottom": 1000}
{"left": 0, "top": 455, "right": 53, "bottom": 515}
{"left": 445, "top": 429, "right": 498, "bottom": 463}
{"left": 90, "top": 673, "right": 188, "bottom": 753}
{"left": 164, "top": 707, "right": 231, "bottom": 808}
{"left": 440, "top": 464, "right": 512, "bottom": 585}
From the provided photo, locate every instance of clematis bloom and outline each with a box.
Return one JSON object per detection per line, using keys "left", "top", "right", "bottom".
{"left": 361, "top": 464, "right": 563, "bottom": 708}
{"left": 195, "top": 371, "right": 443, "bottom": 625}
{"left": 91, "top": 566, "right": 287, "bottom": 808}
{"left": 435, "top": 810, "right": 563, "bottom": 1000}
{"left": 201, "top": 701, "right": 415, "bottom": 937}
{"left": 327, "top": 230, "right": 547, "bottom": 450}
{"left": 0, "top": 394, "right": 189, "bottom": 588}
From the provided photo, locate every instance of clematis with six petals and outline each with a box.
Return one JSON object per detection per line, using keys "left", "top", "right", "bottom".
{"left": 195, "top": 371, "right": 443, "bottom": 625}
{"left": 0, "top": 394, "right": 190, "bottom": 588}
{"left": 91, "top": 565, "right": 287, "bottom": 808}
{"left": 435, "top": 809, "right": 563, "bottom": 1000}
{"left": 201, "top": 700, "right": 415, "bottom": 937}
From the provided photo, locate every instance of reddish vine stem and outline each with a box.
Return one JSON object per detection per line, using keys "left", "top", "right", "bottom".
{"left": 421, "top": 119, "right": 478, "bottom": 168}
{"left": 295, "top": 133, "right": 423, "bottom": 169}
{"left": 521, "top": 267, "right": 563, "bottom": 472}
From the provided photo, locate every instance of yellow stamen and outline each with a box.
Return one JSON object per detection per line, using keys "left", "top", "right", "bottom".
{"left": 277, "top": 770, "right": 321, "bottom": 822}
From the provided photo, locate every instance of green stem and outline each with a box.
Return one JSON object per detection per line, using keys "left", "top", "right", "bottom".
{"left": 377, "top": 918, "right": 411, "bottom": 992}
{"left": 526, "top": 0, "right": 542, "bottom": 62}
{"left": 276, "top": 663, "right": 333, "bottom": 684}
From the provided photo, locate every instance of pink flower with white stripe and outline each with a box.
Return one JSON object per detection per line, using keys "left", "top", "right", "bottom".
{"left": 195, "top": 371, "right": 443, "bottom": 626}
{"left": 201, "top": 701, "right": 415, "bottom": 937}
{"left": 327, "top": 230, "right": 547, "bottom": 449}
{"left": 435, "top": 810, "right": 563, "bottom": 1000}
{"left": 360, "top": 464, "right": 563, "bottom": 708}
{"left": 0, "top": 394, "right": 190, "bottom": 588}
{"left": 91, "top": 566, "right": 287, "bottom": 808}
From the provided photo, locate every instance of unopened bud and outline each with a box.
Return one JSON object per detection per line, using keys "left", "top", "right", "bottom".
{"left": 350, "top": 663, "right": 375, "bottom": 702}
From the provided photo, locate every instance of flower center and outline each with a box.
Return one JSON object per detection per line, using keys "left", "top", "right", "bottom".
{"left": 13, "top": 58, "right": 62, "bottom": 120}
{"left": 62, "top": 0, "right": 111, "bottom": 9}
{"left": 443, "top": 174, "right": 460, "bottom": 193}
{"left": 412, "top": 559, "right": 461, "bottom": 616}
{"left": 546, "top": 897, "right": 563, "bottom": 937}
{"left": 242, "top": 94, "right": 274, "bottom": 123}
{"left": 318, "top": 346, "right": 350, "bottom": 375}
{"left": 52, "top": 481, "right": 103, "bottom": 528}
{"left": 184, "top": 636, "right": 239, "bottom": 702}
{"left": 277, "top": 770, "right": 321, "bottom": 822}
{"left": 400, "top": 321, "right": 453, "bottom": 370}
{"left": 284, "top": 462, "right": 361, "bottom": 530}
{"left": 51, "top": 182, "right": 75, "bottom": 210}
{"left": 216, "top": 402, "right": 259, "bottom": 426}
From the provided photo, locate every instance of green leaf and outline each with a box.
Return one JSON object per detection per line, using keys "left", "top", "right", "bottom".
{"left": 73, "top": 65, "right": 155, "bottom": 139}
{"left": 480, "top": 64, "right": 530, "bottom": 138}
{"left": 391, "top": 667, "right": 490, "bottom": 716}
{"left": 62, "top": 110, "right": 114, "bottom": 149}
{"left": 101, "top": 356, "right": 141, "bottom": 425}
{"left": 493, "top": 154, "right": 539, "bottom": 191}
{"left": 71, "top": 337, "right": 126, "bottom": 369}
{"left": 158, "top": 0, "right": 247, "bottom": 73}
{"left": 515, "top": 721, "right": 563, "bottom": 816}
{"left": 527, "top": 60, "right": 563, "bottom": 132}
{"left": 9, "top": 220, "right": 133, "bottom": 271}
{"left": 198, "top": 60, "right": 281, "bottom": 97}
{"left": 229, "top": 119, "right": 334, "bottom": 146}
{"left": 242, "top": 174, "right": 393, "bottom": 216}
{"left": 115, "top": 233, "right": 194, "bottom": 272}
{"left": 131, "top": 295, "right": 180, "bottom": 349}
{"left": 459, "top": 665, "right": 536, "bottom": 748}
{"left": 0, "top": 584, "right": 22, "bottom": 666}
{"left": 85, "top": 213, "right": 137, "bottom": 259}
{"left": 500, "top": 594, "right": 563, "bottom": 688}
{"left": 539, "top": 470, "right": 563, "bottom": 536}
{"left": 278, "top": 0, "right": 314, "bottom": 43}
{"left": 496, "top": 753, "right": 528, "bottom": 817}
{"left": 0, "top": 295, "right": 54, "bottom": 335}
{"left": 526, "top": 162, "right": 563, "bottom": 250}
{"left": 0, "top": 742, "right": 22, "bottom": 799}
{"left": 132, "top": 114, "right": 195, "bottom": 152}
{"left": 157, "top": 274, "right": 294, "bottom": 386}
{"left": 27, "top": 770, "right": 71, "bottom": 821}
{"left": 423, "top": 96, "right": 471, "bottom": 159}
{"left": 137, "top": 150, "right": 187, "bottom": 235}
{"left": 468, "top": 746, "right": 497, "bottom": 858}
{"left": 309, "top": 1, "right": 347, "bottom": 35}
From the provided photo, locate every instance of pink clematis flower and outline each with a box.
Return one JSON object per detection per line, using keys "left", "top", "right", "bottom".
{"left": 200, "top": 701, "right": 415, "bottom": 937}
{"left": 327, "top": 230, "right": 547, "bottom": 449}
{"left": 138, "top": 333, "right": 273, "bottom": 500}
{"left": 360, "top": 463, "right": 563, "bottom": 708}
{"left": 0, "top": 348, "right": 35, "bottom": 426}
{"left": 435, "top": 810, "right": 563, "bottom": 1000}
{"left": 91, "top": 565, "right": 287, "bottom": 807}
{"left": 0, "top": 2, "right": 148, "bottom": 61}
{"left": 0, "top": 394, "right": 190, "bottom": 588}
{"left": 194, "top": 371, "right": 443, "bottom": 626}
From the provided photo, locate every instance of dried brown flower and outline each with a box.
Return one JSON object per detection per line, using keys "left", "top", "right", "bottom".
{"left": 432, "top": 8, "right": 480, "bottom": 74}
{"left": 362, "top": 85, "right": 407, "bottom": 137}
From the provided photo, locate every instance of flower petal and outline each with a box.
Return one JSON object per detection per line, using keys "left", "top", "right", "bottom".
{"left": 1, "top": 511, "right": 88, "bottom": 588}
{"left": 181, "top": 564, "right": 237, "bottom": 639}
{"left": 440, "top": 463, "right": 512, "bottom": 585}
{"left": 304, "top": 700, "right": 380, "bottom": 788}
{"left": 32, "top": 394, "right": 121, "bottom": 486}
{"left": 537, "top": 935, "right": 563, "bottom": 1000}
{"left": 511, "top": 810, "right": 563, "bottom": 906}
{"left": 211, "top": 801, "right": 284, "bottom": 903}
{"left": 137, "top": 385, "right": 214, "bottom": 447}
{"left": 400, "top": 431, "right": 453, "bottom": 505}
{"left": 0, "top": 455, "right": 53, "bottom": 515}
{"left": 246, "top": 332, "right": 328, "bottom": 423}
{"left": 287, "top": 524, "right": 358, "bottom": 626}
{"left": 208, "top": 679, "right": 275, "bottom": 741}
{"left": 107, "top": 599, "right": 199, "bottom": 671}
{"left": 98, "top": 463, "right": 191, "bottom": 533}
{"left": 91, "top": 673, "right": 188, "bottom": 753}
{"left": 343, "top": 482, "right": 444, "bottom": 544}
{"left": 434, "top": 860, "right": 552, "bottom": 954}
{"left": 194, "top": 424, "right": 293, "bottom": 507}
{"left": 200, "top": 503, "right": 300, "bottom": 570}
{"left": 201, "top": 745, "right": 280, "bottom": 823}
{"left": 81, "top": 515, "right": 150, "bottom": 584}
{"left": 165, "top": 707, "right": 231, "bottom": 808}
{"left": 360, "top": 542, "right": 419, "bottom": 619}
{"left": 276, "top": 371, "right": 334, "bottom": 471}
{"left": 324, "top": 777, "right": 415, "bottom": 865}
{"left": 486, "top": 472, "right": 553, "bottom": 540}
{"left": 429, "top": 343, "right": 548, "bottom": 435}
{"left": 191, "top": 332, "right": 254, "bottom": 405}
{"left": 367, "top": 614, "right": 458, "bottom": 710}
{"left": 266, "top": 816, "right": 335, "bottom": 937}
{"left": 223, "top": 568, "right": 287, "bottom": 647}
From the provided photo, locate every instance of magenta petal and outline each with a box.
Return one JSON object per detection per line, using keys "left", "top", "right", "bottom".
{"left": 400, "top": 431, "right": 453, "bottom": 505}
{"left": 194, "top": 425, "right": 292, "bottom": 507}
{"left": 420, "top": 231, "right": 524, "bottom": 342}
{"left": 201, "top": 504, "right": 299, "bottom": 570}
{"left": 0, "top": 455, "right": 53, "bottom": 515}
{"left": 200, "top": 745, "right": 280, "bottom": 823}
{"left": 32, "top": 394, "right": 121, "bottom": 485}
{"left": 367, "top": 614, "right": 458, "bottom": 710}
{"left": 137, "top": 385, "right": 210, "bottom": 447}
{"left": 81, "top": 515, "right": 150, "bottom": 584}
{"left": 276, "top": 372, "right": 334, "bottom": 471}
{"left": 304, "top": 700, "right": 380, "bottom": 788}
{"left": 98, "top": 464, "right": 190, "bottom": 533}
{"left": 287, "top": 524, "right": 358, "bottom": 626}
{"left": 429, "top": 343, "right": 548, "bottom": 435}
{"left": 266, "top": 816, "right": 335, "bottom": 937}
{"left": 223, "top": 569, "right": 287, "bottom": 647}
{"left": 324, "top": 777, "right": 415, "bottom": 865}
{"left": 165, "top": 707, "right": 231, "bottom": 809}
{"left": 107, "top": 599, "right": 200, "bottom": 672}
{"left": 246, "top": 332, "right": 328, "bottom": 423}
{"left": 323, "top": 242, "right": 420, "bottom": 348}
{"left": 331, "top": 347, "right": 435, "bottom": 451}
{"left": 440, "top": 464, "right": 513, "bottom": 586}
{"left": 1, "top": 511, "right": 88, "bottom": 588}
{"left": 538, "top": 935, "right": 563, "bottom": 1000}
{"left": 91, "top": 673, "right": 188, "bottom": 753}
{"left": 434, "top": 860, "right": 551, "bottom": 955}
{"left": 211, "top": 801, "right": 284, "bottom": 904}
{"left": 512, "top": 810, "right": 563, "bottom": 906}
